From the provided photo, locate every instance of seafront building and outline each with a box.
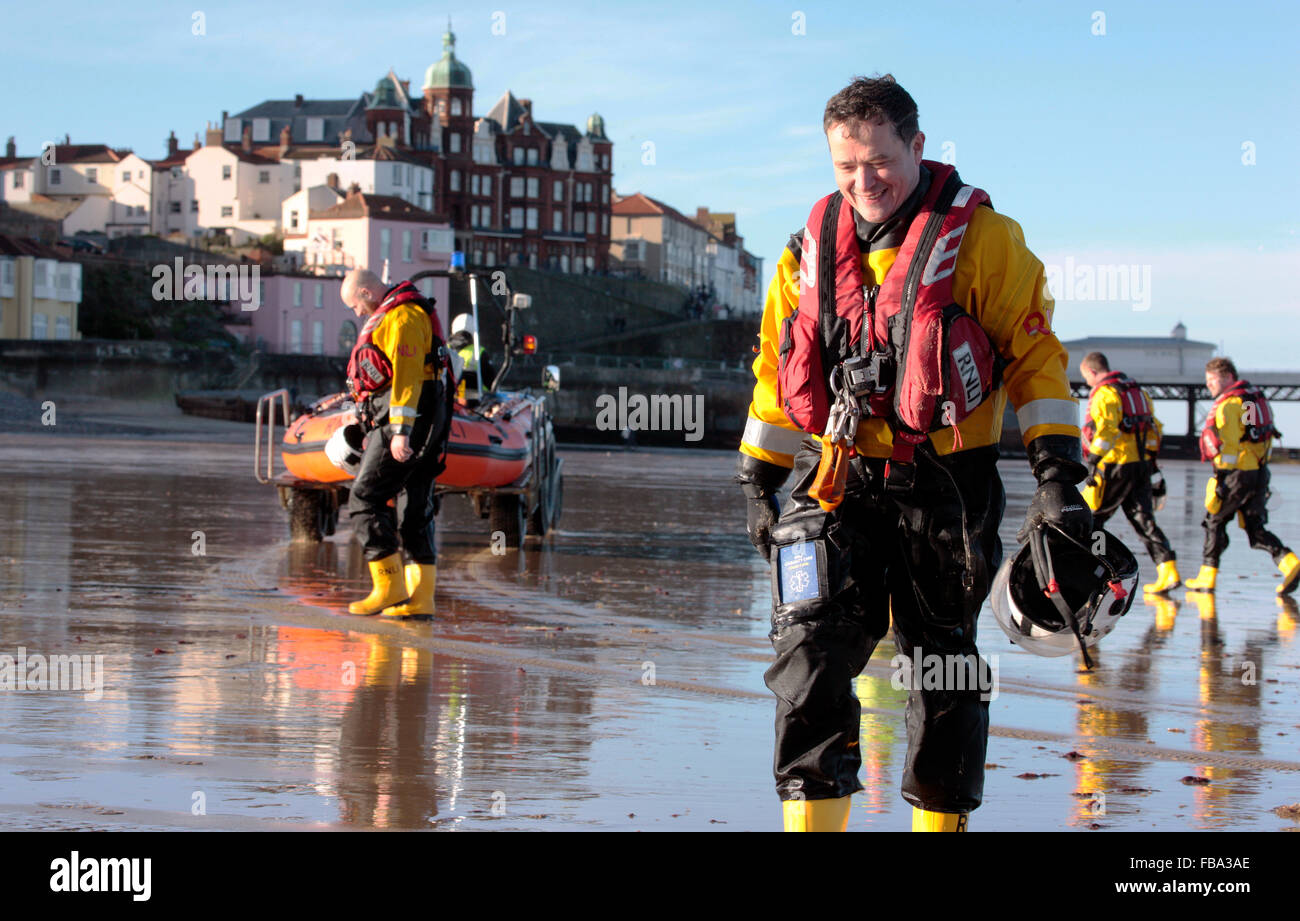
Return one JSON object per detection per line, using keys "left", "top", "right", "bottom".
{"left": 0, "top": 234, "right": 82, "bottom": 340}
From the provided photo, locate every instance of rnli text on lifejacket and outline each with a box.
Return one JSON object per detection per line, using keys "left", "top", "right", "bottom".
{"left": 594, "top": 387, "right": 705, "bottom": 443}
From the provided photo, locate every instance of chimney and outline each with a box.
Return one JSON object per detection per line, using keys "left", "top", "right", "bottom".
{"left": 294, "top": 93, "right": 304, "bottom": 108}
{"left": 5, "top": 136, "right": 14, "bottom": 158}
{"left": 167, "top": 131, "right": 179, "bottom": 157}
{"left": 519, "top": 99, "right": 532, "bottom": 120}
{"left": 205, "top": 121, "right": 223, "bottom": 147}
{"left": 279, "top": 124, "right": 292, "bottom": 154}
{"left": 193, "top": 133, "right": 202, "bottom": 151}
{"left": 326, "top": 172, "right": 340, "bottom": 191}
{"left": 347, "top": 182, "right": 362, "bottom": 198}
{"left": 241, "top": 124, "right": 253, "bottom": 153}
{"left": 400, "top": 80, "right": 410, "bottom": 95}
{"left": 64, "top": 133, "right": 71, "bottom": 144}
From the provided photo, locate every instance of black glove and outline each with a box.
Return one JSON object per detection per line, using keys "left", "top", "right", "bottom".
{"left": 736, "top": 453, "right": 790, "bottom": 561}
{"left": 1020, "top": 435, "right": 1093, "bottom": 544}
{"left": 1084, "top": 451, "right": 1103, "bottom": 488}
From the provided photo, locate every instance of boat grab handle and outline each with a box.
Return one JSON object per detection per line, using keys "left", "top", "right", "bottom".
{"left": 254, "top": 389, "right": 291, "bottom": 484}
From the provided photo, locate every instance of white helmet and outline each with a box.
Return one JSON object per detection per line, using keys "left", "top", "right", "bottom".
{"left": 451, "top": 313, "right": 476, "bottom": 336}
{"left": 991, "top": 526, "right": 1138, "bottom": 667}
{"left": 325, "top": 423, "right": 366, "bottom": 476}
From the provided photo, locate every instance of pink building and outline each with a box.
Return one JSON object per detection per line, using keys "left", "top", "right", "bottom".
{"left": 243, "top": 187, "right": 453, "bottom": 354}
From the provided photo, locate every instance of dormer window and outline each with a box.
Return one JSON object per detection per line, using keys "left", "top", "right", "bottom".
{"left": 306, "top": 118, "right": 324, "bottom": 142}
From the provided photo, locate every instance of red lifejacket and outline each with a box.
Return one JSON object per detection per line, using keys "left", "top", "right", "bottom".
{"left": 1082, "top": 372, "right": 1156, "bottom": 456}
{"left": 1199, "top": 380, "right": 1279, "bottom": 461}
{"left": 347, "top": 281, "right": 447, "bottom": 401}
{"left": 778, "top": 162, "right": 1001, "bottom": 464}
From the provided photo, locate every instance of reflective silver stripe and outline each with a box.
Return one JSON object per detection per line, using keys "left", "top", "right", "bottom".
{"left": 390, "top": 406, "right": 417, "bottom": 421}
{"left": 1016, "top": 398, "right": 1079, "bottom": 432}
{"left": 1220, "top": 453, "right": 1237, "bottom": 465}
{"left": 1089, "top": 438, "right": 1113, "bottom": 454}
{"left": 742, "top": 416, "right": 806, "bottom": 456}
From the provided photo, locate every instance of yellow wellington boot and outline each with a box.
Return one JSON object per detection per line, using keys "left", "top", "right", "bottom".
{"left": 912, "top": 807, "right": 968, "bottom": 832}
{"left": 782, "top": 796, "right": 851, "bottom": 832}
{"left": 1142, "top": 560, "right": 1181, "bottom": 595}
{"left": 348, "top": 553, "right": 407, "bottom": 615}
{"left": 1184, "top": 565, "right": 1217, "bottom": 592}
{"left": 1276, "top": 552, "right": 1300, "bottom": 596}
{"left": 381, "top": 564, "right": 436, "bottom": 617}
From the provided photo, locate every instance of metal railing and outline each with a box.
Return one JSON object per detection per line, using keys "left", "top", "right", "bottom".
{"left": 254, "top": 389, "right": 291, "bottom": 484}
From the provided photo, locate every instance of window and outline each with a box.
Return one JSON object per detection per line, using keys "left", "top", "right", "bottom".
{"left": 553, "top": 180, "right": 563, "bottom": 201}
{"left": 171, "top": 166, "right": 182, "bottom": 179}
{"left": 190, "top": 200, "right": 198, "bottom": 212}
{"left": 482, "top": 176, "right": 491, "bottom": 196}
{"left": 602, "top": 214, "right": 609, "bottom": 236}
{"left": 526, "top": 208, "right": 538, "bottom": 230}
{"left": 575, "top": 212, "right": 585, "bottom": 234}
{"left": 222, "top": 165, "right": 231, "bottom": 180}
{"left": 293, "top": 281, "right": 302, "bottom": 306}
{"left": 451, "top": 98, "right": 463, "bottom": 117}
{"left": 513, "top": 148, "right": 525, "bottom": 166}
{"left": 553, "top": 211, "right": 563, "bottom": 233}
{"left": 602, "top": 154, "right": 609, "bottom": 170}
{"left": 49, "top": 169, "right": 61, "bottom": 186}
{"left": 510, "top": 206, "right": 523, "bottom": 228}
{"left": 290, "top": 209, "right": 299, "bottom": 230}
{"left": 526, "top": 177, "right": 539, "bottom": 198}
{"left": 510, "top": 177, "right": 524, "bottom": 198}
{"left": 601, "top": 185, "right": 608, "bottom": 203}
{"left": 311, "top": 320, "right": 324, "bottom": 355}
{"left": 169, "top": 202, "right": 182, "bottom": 214}
{"left": 86, "top": 168, "right": 97, "bottom": 183}
{"left": 338, "top": 320, "right": 357, "bottom": 351}
{"left": 393, "top": 164, "right": 402, "bottom": 184}
{"left": 290, "top": 319, "right": 303, "bottom": 354}
{"left": 471, "top": 174, "right": 480, "bottom": 195}
{"left": 306, "top": 118, "right": 324, "bottom": 142}
{"left": 450, "top": 133, "right": 461, "bottom": 154}
{"left": 258, "top": 170, "right": 270, "bottom": 184}
{"left": 55, "top": 316, "right": 72, "bottom": 340}
{"left": 314, "top": 283, "right": 323, "bottom": 308}
{"left": 13, "top": 172, "right": 22, "bottom": 189}
{"left": 221, "top": 205, "right": 233, "bottom": 217}
{"left": 121, "top": 170, "right": 130, "bottom": 183}
{"left": 32, "top": 314, "right": 48, "bottom": 339}
{"left": 380, "top": 228, "right": 392, "bottom": 261}
{"left": 450, "top": 170, "right": 461, "bottom": 192}
{"left": 526, "top": 148, "right": 538, "bottom": 166}
{"left": 402, "top": 230, "right": 412, "bottom": 262}
{"left": 224, "top": 118, "right": 241, "bottom": 142}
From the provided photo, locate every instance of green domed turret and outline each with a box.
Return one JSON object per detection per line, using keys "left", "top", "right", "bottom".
{"left": 423, "top": 28, "right": 473, "bottom": 90}
{"left": 367, "top": 76, "right": 401, "bottom": 110}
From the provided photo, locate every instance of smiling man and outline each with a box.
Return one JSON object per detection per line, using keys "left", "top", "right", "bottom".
{"left": 736, "top": 75, "right": 1086, "bottom": 831}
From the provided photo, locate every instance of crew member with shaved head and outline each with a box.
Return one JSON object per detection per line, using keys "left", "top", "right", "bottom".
{"left": 737, "top": 74, "right": 1087, "bottom": 832}
{"left": 340, "top": 268, "right": 452, "bottom": 617}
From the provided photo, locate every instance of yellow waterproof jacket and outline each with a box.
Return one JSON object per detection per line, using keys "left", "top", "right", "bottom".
{"left": 371, "top": 303, "right": 434, "bottom": 433}
{"left": 740, "top": 204, "right": 1078, "bottom": 468}
{"left": 1209, "top": 395, "right": 1270, "bottom": 471}
{"left": 1084, "top": 382, "right": 1162, "bottom": 467}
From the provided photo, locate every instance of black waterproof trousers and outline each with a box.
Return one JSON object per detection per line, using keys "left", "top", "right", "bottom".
{"left": 763, "top": 441, "right": 1003, "bottom": 812}
{"left": 1091, "top": 461, "right": 1176, "bottom": 565}
{"left": 1202, "top": 467, "right": 1290, "bottom": 567}
{"left": 347, "top": 380, "right": 450, "bottom": 563}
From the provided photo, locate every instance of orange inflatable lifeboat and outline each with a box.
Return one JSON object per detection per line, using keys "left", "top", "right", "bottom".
{"left": 280, "top": 392, "right": 536, "bottom": 490}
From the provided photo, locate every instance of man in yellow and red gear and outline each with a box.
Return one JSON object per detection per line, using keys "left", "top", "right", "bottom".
{"left": 1078, "top": 351, "right": 1180, "bottom": 593}
{"left": 1186, "top": 356, "right": 1298, "bottom": 595}
{"left": 736, "top": 75, "right": 1088, "bottom": 833}
{"left": 341, "top": 268, "right": 453, "bottom": 617}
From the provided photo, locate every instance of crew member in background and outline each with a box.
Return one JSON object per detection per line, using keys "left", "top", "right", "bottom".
{"left": 1187, "top": 357, "right": 1299, "bottom": 595}
{"left": 1078, "top": 352, "right": 1180, "bottom": 594}
{"left": 736, "top": 75, "right": 1088, "bottom": 833}
{"left": 447, "top": 313, "right": 497, "bottom": 404}
{"left": 340, "top": 268, "right": 452, "bottom": 617}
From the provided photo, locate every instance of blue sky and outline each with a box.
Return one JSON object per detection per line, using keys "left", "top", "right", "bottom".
{"left": 6, "top": 0, "right": 1298, "bottom": 373}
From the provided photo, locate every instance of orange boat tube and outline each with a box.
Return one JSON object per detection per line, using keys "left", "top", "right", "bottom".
{"left": 280, "top": 393, "right": 533, "bottom": 489}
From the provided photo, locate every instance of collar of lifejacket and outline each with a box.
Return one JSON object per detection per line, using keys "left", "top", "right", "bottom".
{"left": 1088, "top": 370, "right": 1126, "bottom": 399}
